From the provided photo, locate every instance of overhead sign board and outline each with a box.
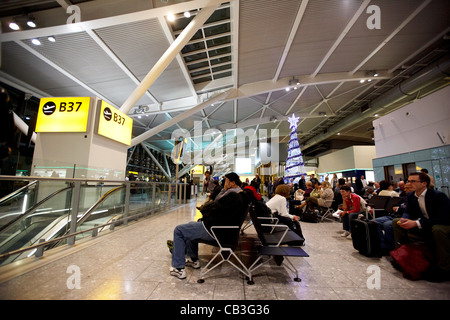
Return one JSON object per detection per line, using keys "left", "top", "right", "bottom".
{"left": 35, "top": 97, "right": 91, "bottom": 132}
{"left": 97, "top": 100, "right": 133, "bottom": 145}
{"left": 192, "top": 165, "right": 204, "bottom": 175}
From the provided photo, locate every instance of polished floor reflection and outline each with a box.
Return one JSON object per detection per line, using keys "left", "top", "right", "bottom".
{"left": 0, "top": 196, "right": 449, "bottom": 300}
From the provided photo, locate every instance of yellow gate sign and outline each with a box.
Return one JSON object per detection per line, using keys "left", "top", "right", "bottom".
{"left": 36, "top": 97, "right": 91, "bottom": 132}
{"left": 97, "top": 100, "right": 133, "bottom": 145}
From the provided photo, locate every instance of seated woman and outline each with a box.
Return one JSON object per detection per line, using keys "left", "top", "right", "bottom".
{"left": 296, "top": 181, "right": 323, "bottom": 211}
{"left": 294, "top": 186, "right": 305, "bottom": 201}
{"left": 338, "top": 185, "right": 365, "bottom": 239}
{"left": 302, "top": 181, "right": 313, "bottom": 198}
{"left": 308, "top": 181, "right": 334, "bottom": 210}
{"left": 265, "top": 184, "right": 303, "bottom": 238}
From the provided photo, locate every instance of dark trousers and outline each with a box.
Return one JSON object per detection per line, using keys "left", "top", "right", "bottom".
{"left": 392, "top": 218, "right": 450, "bottom": 272}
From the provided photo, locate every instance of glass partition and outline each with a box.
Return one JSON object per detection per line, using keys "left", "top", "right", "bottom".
{"left": 0, "top": 175, "right": 188, "bottom": 266}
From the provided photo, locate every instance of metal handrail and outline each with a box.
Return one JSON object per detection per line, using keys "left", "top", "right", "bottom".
{"left": 0, "top": 192, "right": 182, "bottom": 260}
{"left": 0, "top": 211, "right": 138, "bottom": 260}
{"left": 0, "top": 185, "right": 73, "bottom": 233}
{"left": 0, "top": 180, "right": 38, "bottom": 204}
{"left": 0, "top": 176, "right": 190, "bottom": 263}
{"left": 76, "top": 185, "right": 125, "bottom": 227}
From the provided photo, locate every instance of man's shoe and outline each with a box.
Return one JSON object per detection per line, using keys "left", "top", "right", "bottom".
{"left": 167, "top": 240, "right": 173, "bottom": 254}
{"left": 341, "top": 231, "right": 350, "bottom": 237}
{"left": 185, "top": 257, "right": 201, "bottom": 269}
{"left": 169, "top": 267, "right": 186, "bottom": 279}
{"left": 346, "top": 233, "right": 352, "bottom": 240}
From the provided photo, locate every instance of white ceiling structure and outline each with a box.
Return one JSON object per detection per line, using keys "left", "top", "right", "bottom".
{"left": 1, "top": 0, "right": 450, "bottom": 176}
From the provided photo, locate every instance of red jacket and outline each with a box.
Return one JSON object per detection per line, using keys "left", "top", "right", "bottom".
{"left": 344, "top": 193, "right": 361, "bottom": 213}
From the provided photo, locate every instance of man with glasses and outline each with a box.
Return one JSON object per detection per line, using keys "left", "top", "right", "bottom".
{"left": 393, "top": 172, "right": 450, "bottom": 281}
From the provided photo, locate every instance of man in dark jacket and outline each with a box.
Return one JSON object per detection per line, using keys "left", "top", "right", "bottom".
{"left": 169, "top": 172, "right": 250, "bottom": 279}
{"left": 393, "top": 172, "right": 450, "bottom": 280}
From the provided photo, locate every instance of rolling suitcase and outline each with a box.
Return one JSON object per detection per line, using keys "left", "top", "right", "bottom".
{"left": 351, "top": 216, "right": 381, "bottom": 257}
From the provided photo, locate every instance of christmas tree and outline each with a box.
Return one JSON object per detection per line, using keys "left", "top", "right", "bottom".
{"left": 284, "top": 113, "right": 306, "bottom": 183}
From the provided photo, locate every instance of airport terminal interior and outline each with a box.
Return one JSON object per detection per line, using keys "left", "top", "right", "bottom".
{"left": 0, "top": 0, "right": 450, "bottom": 301}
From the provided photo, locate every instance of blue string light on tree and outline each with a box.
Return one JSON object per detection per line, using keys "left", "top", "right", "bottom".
{"left": 284, "top": 113, "right": 306, "bottom": 184}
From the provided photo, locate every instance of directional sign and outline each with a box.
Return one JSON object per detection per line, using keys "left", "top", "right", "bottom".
{"left": 97, "top": 100, "right": 133, "bottom": 145}
{"left": 36, "top": 97, "right": 91, "bottom": 132}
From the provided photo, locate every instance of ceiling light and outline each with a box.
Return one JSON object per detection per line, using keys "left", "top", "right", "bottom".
{"left": 373, "top": 72, "right": 378, "bottom": 77}
{"left": 9, "top": 22, "right": 20, "bottom": 30}
{"left": 167, "top": 14, "right": 175, "bottom": 22}
{"left": 31, "top": 39, "right": 41, "bottom": 46}
{"left": 48, "top": 36, "right": 56, "bottom": 42}
{"left": 27, "top": 20, "right": 36, "bottom": 28}
{"left": 360, "top": 79, "right": 365, "bottom": 83}
{"left": 288, "top": 77, "right": 300, "bottom": 87}
{"left": 184, "top": 11, "right": 191, "bottom": 18}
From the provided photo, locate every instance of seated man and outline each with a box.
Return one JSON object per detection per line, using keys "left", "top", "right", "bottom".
{"left": 375, "top": 182, "right": 412, "bottom": 254}
{"left": 196, "top": 180, "right": 223, "bottom": 211}
{"left": 392, "top": 172, "right": 450, "bottom": 281}
{"left": 168, "top": 172, "right": 248, "bottom": 279}
{"left": 378, "top": 180, "right": 400, "bottom": 197}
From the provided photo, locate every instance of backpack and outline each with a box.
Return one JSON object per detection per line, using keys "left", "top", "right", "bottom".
{"left": 300, "top": 207, "right": 318, "bottom": 223}
{"left": 252, "top": 200, "right": 272, "bottom": 218}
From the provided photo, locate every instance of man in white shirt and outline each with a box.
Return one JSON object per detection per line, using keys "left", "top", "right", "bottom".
{"left": 392, "top": 172, "right": 450, "bottom": 281}
{"left": 361, "top": 175, "right": 367, "bottom": 188}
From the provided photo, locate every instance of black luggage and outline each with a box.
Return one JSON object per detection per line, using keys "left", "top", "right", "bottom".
{"left": 300, "top": 208, "right": 318, "bottom": 223}
{"left": 351, "top": 216, "right": 381, "bottom": 257}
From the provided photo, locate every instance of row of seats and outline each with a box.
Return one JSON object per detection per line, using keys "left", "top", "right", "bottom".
{"left": 196, "top": 202, "right": 309, "bottom": 285}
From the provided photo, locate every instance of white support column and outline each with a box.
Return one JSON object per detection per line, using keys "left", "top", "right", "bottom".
{"left": 120, "top": 3, "right": 220, "bottom": 114}
{"left": 13, "top": 112, "right": 36, "bottom": 143}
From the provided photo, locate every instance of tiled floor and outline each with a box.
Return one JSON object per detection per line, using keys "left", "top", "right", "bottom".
{"left": 0, "top": 196, "right": 449, "bottom": 300}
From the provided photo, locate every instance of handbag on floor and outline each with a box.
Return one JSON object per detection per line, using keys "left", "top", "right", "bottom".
{"left": 390, "top": 243, "right": 434, "bottom": 280}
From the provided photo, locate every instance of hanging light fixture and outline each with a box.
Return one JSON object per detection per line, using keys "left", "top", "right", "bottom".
{"left": 286, "top": 77, "right": 300, "bottom": 91}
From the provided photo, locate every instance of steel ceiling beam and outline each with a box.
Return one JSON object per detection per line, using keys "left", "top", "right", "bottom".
{"left": 120, "top": 2, "right": 220, "bottom": 114}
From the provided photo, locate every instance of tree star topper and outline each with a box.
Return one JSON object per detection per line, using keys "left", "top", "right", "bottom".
{"left": 288, "top": 113, "right": 300, "bottom": 129}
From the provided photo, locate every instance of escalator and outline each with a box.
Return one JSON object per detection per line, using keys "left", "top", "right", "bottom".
{"left": 0, "top": 182, "right": 126, "bottom": 265}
